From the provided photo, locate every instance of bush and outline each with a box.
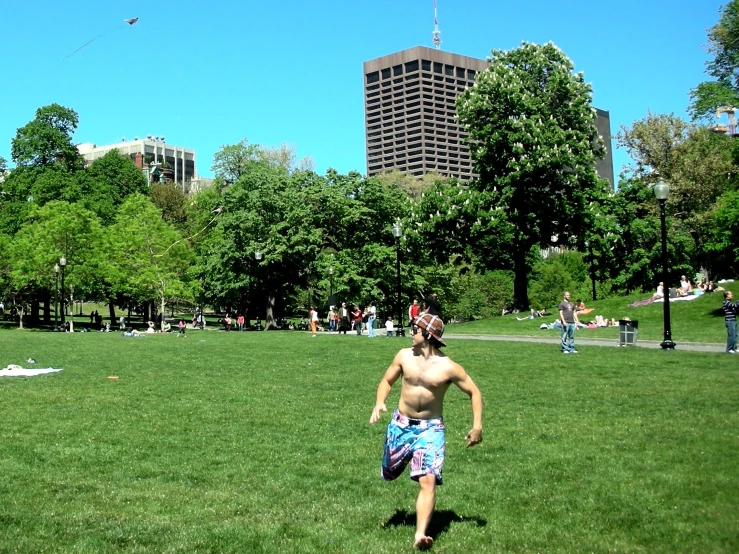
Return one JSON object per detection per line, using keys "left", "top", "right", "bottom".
{"left": 528, "top": 261, "right": 576, "bottom": 311}
{"left": 445, "top": 269, "right": 514, "bottom": 322}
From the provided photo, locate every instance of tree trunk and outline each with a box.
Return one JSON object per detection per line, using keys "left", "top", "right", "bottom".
{"left": 30, "top": 299, "right": 40, "bottom": 326}
{"left": 43, "top": 291, "right": 51, "bottom": 325}
{"left": 512, "top": 246, "right": 530, "bottom": 311}
{"left": 265, "top": 295, "right": 277, "bottom": 330}
{"left": 108, "top": 302, "right": 116, "bottom": 324}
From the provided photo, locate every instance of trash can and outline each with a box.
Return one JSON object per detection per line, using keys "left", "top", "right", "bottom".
{"left": 618, "top": 320, "right": 638, "bottom": 346}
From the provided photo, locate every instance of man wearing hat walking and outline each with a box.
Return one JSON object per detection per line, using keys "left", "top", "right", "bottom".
{"left": 369, "top": 313, "right": 483, "bottom": 550}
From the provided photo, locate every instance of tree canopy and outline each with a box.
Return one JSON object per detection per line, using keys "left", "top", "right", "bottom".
{"left": 456, "top": 41, "right": 608, "bottom": 309}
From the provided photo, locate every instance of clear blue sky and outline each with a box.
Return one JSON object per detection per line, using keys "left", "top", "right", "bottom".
{"left": 0, "top": 0, "right": 725, "bottom": 181}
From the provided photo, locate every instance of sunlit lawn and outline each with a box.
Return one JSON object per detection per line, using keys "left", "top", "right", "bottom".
{"left": 0, "top": 330, "right": 737, "bottom": 553}
{"left": 449, "top": 284, "right": 737, "bottom": 344}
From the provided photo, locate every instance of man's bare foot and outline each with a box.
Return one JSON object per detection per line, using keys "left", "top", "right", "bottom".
{"left": 413, "top": 535, "right": 434, "bottom": 550}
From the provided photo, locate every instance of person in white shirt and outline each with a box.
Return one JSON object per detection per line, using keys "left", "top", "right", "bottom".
{"left": 385, "top": 317, "right": 394, "bottom": 337}
{"left": 365, "top": 302, "right": 377, "bottom": 338}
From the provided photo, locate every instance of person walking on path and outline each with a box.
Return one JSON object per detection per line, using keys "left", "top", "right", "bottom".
{"left": 177, "top": 319, "right": 186, "bottom": 337}
{"left": 366, "top": 302, "right": 377, "bottom": 338}
{"left": 328, "top": 307, "right": 336, "bottom": 332}
{"left": 558, "top": 291, "right": 579, "bottom": 354}
{"left": 408, "top": 299, "right": 421, "bottom": 334}
{"left": 338, "top": 302, "right": 351, "bottom": 334}
{"left": 722, "top": 291, "right": 738, "bottom": 353}
{"left": 369, "top": 313, "right": 483, "bottom": 550}
{"left": 310, "top": 306, "right": 319, "bottom": 337}
{"left": 353, "top": 305, "right": 363, "bottom": 335}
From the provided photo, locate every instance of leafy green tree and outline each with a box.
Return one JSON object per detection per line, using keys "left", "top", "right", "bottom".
{"left": 109, "top": 195, "right": 195, "bottom": 329}
{"left": 704, "top": 190, "right": 739, "bottom": 277}
{"left": 202, "top": 162, "right": 323, "bottom": 327}
{"left": 71, "top": 150, "right": 149, "bottom": 223}
{"left": 150, "top": 182, "right": 188, "bottom": 229}
{"left": 689, "top": 0, "right": 739, "bottom": 121}
{"left": 11, "top": 104, "right": 83, "bottom": 171}
{"left": 617, "top": 114, "right": 737, "bottom": 276}
{"left": 456, "top": 41, "right": 608, "bottom": 310}
{"left": 609, "top": 178, "right": 695, "bottom": 292}
{"left": 8, "top": 201, "right": 104, "bottom": 327}
{"left": 616, "top": 112, "right": 691, "bottom": 180}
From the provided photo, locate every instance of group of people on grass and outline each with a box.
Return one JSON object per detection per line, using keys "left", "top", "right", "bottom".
{"left": 652, "top": 275, "right": 721, "bottom": 300}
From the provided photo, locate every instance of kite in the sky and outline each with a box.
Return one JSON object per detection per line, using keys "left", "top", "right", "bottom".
{"left": 62, "top": 17, "right": 139, "bottom": 62}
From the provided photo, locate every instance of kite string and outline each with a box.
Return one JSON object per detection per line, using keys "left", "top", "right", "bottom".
{"left": 62, "top": 21, "right": 133, "bottom": 62}
{"left": 157, "top": 215, "right": 219, "bottom": 257}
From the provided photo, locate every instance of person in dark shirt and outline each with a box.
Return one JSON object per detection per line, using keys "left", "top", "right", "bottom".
{"left": 722, "top": 291, "right": 738, "bottom": 354}
{"left": 420, "top": 291, "right": 441, "bottom": 317}
{"left": 558, "top": 291, "right": 580, "bottom": 354}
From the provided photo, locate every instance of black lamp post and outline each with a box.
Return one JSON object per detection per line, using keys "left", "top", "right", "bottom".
{"left": 54, "top": 263, "right": 59, "bottom": 329}
{"left": 59, "top": 257, "right": 67, "bottom": 329}
{"left": 392, "top": 220, "right": 404, "bottom": 337}
{"left": 329, "top": 266, "right": 334, "bottom": 308}
{"left": 654, "top": 180, "right": 676, "bottom": 350}
{"left": 585, "top": 240, "right": 597, "bottom": 301}
{"left": 255, "top": 250, "right": 263, "bottom": 330}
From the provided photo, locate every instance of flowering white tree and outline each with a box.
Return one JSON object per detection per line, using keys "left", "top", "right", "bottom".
{"left": 457, "top": 42, "right": 609, "bottom": 309}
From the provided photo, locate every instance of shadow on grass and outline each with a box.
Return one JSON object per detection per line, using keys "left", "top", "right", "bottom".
{"left": 383, "top": 508, "right": 486, "bottom": 540}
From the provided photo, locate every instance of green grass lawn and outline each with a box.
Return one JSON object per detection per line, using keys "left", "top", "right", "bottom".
{"left": 0, "top": 330, "right": 737, "bottom": 553}
{"left": 449, "top": 284, "right": 737, "bottom": 344}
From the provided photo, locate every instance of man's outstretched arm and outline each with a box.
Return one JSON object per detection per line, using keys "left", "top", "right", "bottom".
{"left": 370, "top": 352, "right": 403, "bottom": 424}
{"left": 450, "top": 364, "right": 483, "bottom": 447}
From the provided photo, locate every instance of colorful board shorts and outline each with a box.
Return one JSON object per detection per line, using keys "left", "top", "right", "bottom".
{"left": 381, "top": 410, "right": 445, "bottom": 485}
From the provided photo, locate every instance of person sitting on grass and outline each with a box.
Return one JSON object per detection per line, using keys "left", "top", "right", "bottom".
{"left": 653, "top": 282, "right": 665, "bottom": 299}
{"left": 517, "top": 308, "right": 546, "bottom": 320}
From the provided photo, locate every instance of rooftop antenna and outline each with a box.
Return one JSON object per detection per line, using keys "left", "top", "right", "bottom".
{"left": 432, "top": 0, "right": 442, "bottom": 49}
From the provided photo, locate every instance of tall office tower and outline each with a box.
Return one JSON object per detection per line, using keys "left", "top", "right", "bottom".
{"left": 363, "top": 46, "right": 488, "bottom": 181}
{"left": 363, "top": 46, "right": 615, "bottom": 187}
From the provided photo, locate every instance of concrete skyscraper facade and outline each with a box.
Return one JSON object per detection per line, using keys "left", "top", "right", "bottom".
{"left": 364, "top": 46, "right": 487, "bottom": 181}
{"left": 363, "top": 46, "right": 614, "bottom": 187}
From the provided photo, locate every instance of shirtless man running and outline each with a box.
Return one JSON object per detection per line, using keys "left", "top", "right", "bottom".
{"left": 369, "top": 313, "right": 483, "bottom": 550}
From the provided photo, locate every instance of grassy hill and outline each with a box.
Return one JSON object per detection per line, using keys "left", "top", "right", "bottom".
{"left": 448, "top": 283, "right": 737, "bottom": 344}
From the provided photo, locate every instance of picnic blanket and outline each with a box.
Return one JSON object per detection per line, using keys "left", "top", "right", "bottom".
{"left": 0, "top": 365, "right": 63, "bottom": 377}
{"left": 654, "top": 295, "right": 700, "bottom": 303}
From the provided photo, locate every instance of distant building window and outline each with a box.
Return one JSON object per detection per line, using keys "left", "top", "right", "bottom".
{"left": 393, "top": 64, "right": 403, "bottom": 76}
{"left": 467, "top": 69, "right": 477, "bottom": 80}
{"left": 445, "top": 65, "right": 454, "bottom": 76}
{"left": 422, "top": 60, "right": 431, "bottom": 71}
{"left": 405, "top": 60, "right": 419, "bottom": 72}
{"left": 433, "top": 62, "right": 443, "bottom": 74}
{"left": 382, "top": 68, "right": 391, "bottom": 79}
{"left": 366, "top": 71, "right": 379, "bottom": 84}
{"left": 456, "top": 68, "right": 465, "bottom": 78}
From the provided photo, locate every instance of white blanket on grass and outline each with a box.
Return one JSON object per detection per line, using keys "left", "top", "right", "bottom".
{"left": 654, "top": 295, "right": 701, "bottom": 303}
{"left": 0, "top": 366, "right": 63, "bottom": 377}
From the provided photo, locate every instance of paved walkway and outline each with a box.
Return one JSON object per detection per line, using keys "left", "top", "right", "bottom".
{"left": 444, "top": 333, "right": 728, "bottom": 353}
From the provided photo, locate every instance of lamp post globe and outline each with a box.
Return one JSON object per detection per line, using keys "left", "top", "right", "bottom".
{"left": 654, "top": 181, "right": 676, "bottom": 350}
